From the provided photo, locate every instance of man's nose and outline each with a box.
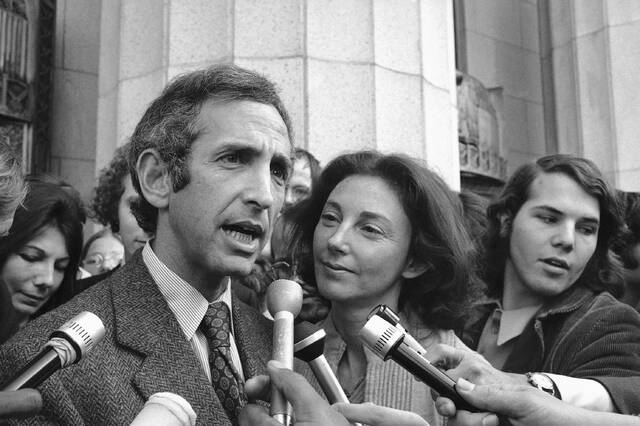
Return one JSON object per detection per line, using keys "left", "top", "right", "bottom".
{"left": 246, "top": 165, "right": 275, "bottom": 210}
{"left": 551, "top": 223, "right": 575, "bottom": 251}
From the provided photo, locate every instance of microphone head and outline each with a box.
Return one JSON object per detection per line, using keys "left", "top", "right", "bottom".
{"left": 294, "top": 321, "right": 326, "bottom": 362}
{"left": 51, "top": 311, "right": 106, "bottom": 361}
{"left": 266, "top": 279, "right": 303, "bottom": 317}
{"left": 359, "top": 315, "right": 404, "bottom": 360}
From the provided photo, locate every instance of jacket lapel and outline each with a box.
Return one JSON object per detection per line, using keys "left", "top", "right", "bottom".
{"left": 232, "top": 293, "right": 273, "bottom": 380}
{"left": 110, "top": 254, "right": 229, "bottom": 425}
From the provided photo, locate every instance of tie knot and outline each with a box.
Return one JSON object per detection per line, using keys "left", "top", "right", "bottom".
{"left": 201, "top": 301, "right": 231, "bottom": 349}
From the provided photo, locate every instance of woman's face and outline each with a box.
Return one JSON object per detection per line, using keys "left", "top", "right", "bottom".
{"left": 82, "top": 233, "right": 124, "bottom": 276}
{"left": 313, "top": 175, "right": 418, "bottom": 309}
{"left": 1, "top": 224, "right": 70, "bottom": 317}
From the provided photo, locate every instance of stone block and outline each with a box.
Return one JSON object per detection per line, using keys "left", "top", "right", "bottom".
{"left": 495, "top": 41, "right": 526, "bottom": 99}
{"left": 573, "top": 0, "right": 604, "bottom": 37}
{"left": 505, "top": 150, "right": 538, "bottom": 176}
{"left": 98, "top": 0, "right": 122, "bottom": 94}
{"left": 373, "top": 0, "right": 421, "bottom": 74}
{"left": 422, "top": 81, "right": 459, "bottom": 189}
{"left": 420, "top": 0, "right": 454, "bottom": 90}
{"left": 607, "top": 0, "right": 640, "bottom": 26}
{"left": 96, "top": 89, "right": 119, "bottom": 172}
{"left": 51, "top": 70, "right": 98, "bottom": 160}
{"left": 235, "top": 0, "right": 303, "bottom": 58}
{"left": 58, "top": 158, "right": 96, "bottom": 202}
{"left": 54, "top": 0, "right": 67, "bottom": 70}
{"left": 117, "top": 70, "right": 166, "bottom": 145}
{"left": 523, "top": 50, "right": 542, "bottom": 103}
{"left": 466, "top": 32, "right": 499, "bottom": 88}
{"left": 467, "top": 0, "right": 521, "bottom": 46}
{"left": 62, "top": 0, "right": 101, "bottom": 74}
{"left": 307, "top": 0, "right": 373, "bottom": 62}
{"left": 520, "top": 1, "right": 539, "bottom": 53}
{"left": 307, "top": 59, "right": 375, "bottom": 165}
{"left": 235, "top": 57, "right": 305, "bottom": 147}
{"left": 374, "top": 67, "right": 424, "bottom": 159}
{"left": 168, "top": 0, "right": 232, "bottom": 66}
{"left": 551, "top": 43, "right": 579, "bottom": 153}
{"left": 120, "top": 0, "right": 165, "bottom": 79}
{"left": 525, "top": 101, "right": 546, "bottom": 155}
{"left": 500, "top": 94, "right": 527, "bottom": 153}
{"left": 549, "top": 2, "right": 573, "bottom": 48}
{"left": 617, "top": 168, "right": 640, "bottom": 192}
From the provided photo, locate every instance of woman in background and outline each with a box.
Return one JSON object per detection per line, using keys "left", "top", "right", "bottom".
{"left": 290, "top": 151, "right": 481, "bottom": 425}
{"left": 0, "top": 176, "right": 84, "bottom": 343}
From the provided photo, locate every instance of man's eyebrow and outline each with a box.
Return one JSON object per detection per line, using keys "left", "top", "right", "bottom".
{"left": 535, "top": 205, "right": 600, "bottom": 224}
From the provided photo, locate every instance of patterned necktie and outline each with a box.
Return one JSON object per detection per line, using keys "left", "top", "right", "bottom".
{"left": 200, "top": 301, "right": 246, "bottom": 422}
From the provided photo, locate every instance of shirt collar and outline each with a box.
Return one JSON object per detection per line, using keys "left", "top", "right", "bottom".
{"left": 142, "top": 242, "right": 233, "bottom": 340}
{"left": 496, "top": 304, "right": 541, "bottom": 346}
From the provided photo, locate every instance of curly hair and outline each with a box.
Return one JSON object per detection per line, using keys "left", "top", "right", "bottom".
{"left": 90, "top": 144, "right": 130, "bottom": 232}
{"left": 129, "top": 64, "right": 293, "bottom": 234}
{"left": 290, "top": 151, "right": 482, "bottom": 331}
{"left": 483, "top": 154, "right": 625, "bottom": 299}
{"left": 616, "top": 191, "right": 640, "bottom": 269}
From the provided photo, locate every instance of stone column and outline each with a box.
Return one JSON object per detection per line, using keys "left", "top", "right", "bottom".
{"left": 549, "top": 1, "right": 640, "bottom": 188}
{"left": 91, "top": 0, "right": 460, "bottom": 188}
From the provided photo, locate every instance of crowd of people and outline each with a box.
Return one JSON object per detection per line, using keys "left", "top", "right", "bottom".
{"left": 0, "top": 64, "right": 639, "bottom": 426}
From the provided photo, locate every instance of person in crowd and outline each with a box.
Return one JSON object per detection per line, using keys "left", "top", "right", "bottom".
{"left": 0, "top": 64, "right": 292, "bottom": 424}
{"left": 616, "top": 191, "right": 640, "bottom": 310}
{"left": 289, "top": 151, "right": 481, "bottom": 424}
{"left": 80, "top": 228, "right": 125, "bottom": 276}
{"left": 90, "top": 142, "right": 153, "bottom": 261}
{"left": 0, "top": 176, "right": 84, "bottom": 344}
{"left": 450, "top": 154, "right": 640, "bottom": 414}
{"left": 283, "top": 148, "right": 321, "bottom": 211}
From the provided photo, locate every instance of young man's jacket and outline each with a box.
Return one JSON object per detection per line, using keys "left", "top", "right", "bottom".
{"left": 461, "top": 285, "right": 640, "bottom": 414}
{"left": 0, "top": 252, "right": 273, "bottom": 425}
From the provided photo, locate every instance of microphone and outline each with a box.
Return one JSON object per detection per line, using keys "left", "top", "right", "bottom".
{"left": 294, "top": 321, "right": 363, "bottom": 426}
{"left": 367, "top": 305, "right": 427, "bottom": 356}
{"left": 266, "top": 279, "right": 303, "bottom": 426}
{"left": 130, "top": 392, "right": 197, "bottom": 426}
{"left": 359, "top": 315, "right": 478, "bottom": 413}
{"left": 2, "top": 312, "right": 106, "bottom": 391}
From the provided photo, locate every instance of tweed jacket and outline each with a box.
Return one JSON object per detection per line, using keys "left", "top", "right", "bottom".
{"left": 295, "top": 311, "right": 468, "bottom": 426}
{"left": 0, "top": 252, "right": 273, "bottom": 425}
{"left": 461, "top": 286, "right": 640, "bottom": 414}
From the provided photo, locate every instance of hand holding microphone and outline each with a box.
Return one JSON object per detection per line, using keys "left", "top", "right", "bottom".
{"left": 2, "top": 311, "right": 105, "bottom": 391}
{"left": 266, "top": 279, "right": 303, "bottom": 426}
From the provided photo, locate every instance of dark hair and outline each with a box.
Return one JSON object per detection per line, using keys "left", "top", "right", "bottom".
{"left": 90, "top": 144, "right": 130, "bottom": 232}
{"left": 294, "top": 148, "right": 322, "bottom": 191}
{"left": 129, "top": 64, "right": 293, "bottom": 233}
{"left": 484, "top": 154, "right": 625, "bottom": 298}
{"left": 616, "top": 191, "right": 640, "bottom": 269}
{"left": 0, "top": 144, "right": 26, "bottom": 227}
{"left": 458, "top": 190, "right": 490, "bottom": 250}
{"left": 291, "top": 151, "right": 481, "bottom": 330}
{"left": 0, "top": 176, "right": 84, "bottom": 314}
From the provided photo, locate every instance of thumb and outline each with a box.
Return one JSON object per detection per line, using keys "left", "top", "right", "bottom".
{"left": 266, "top": 361, "right": 327, "bottom": 411}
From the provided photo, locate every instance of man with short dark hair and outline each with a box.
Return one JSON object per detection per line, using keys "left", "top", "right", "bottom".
{"left": 0, "top": 64, "right": 293, "bottom": 425}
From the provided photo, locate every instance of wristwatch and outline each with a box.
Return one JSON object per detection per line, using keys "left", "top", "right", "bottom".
{"left": 526, "top": 372, "right": 562, "bottom": 399}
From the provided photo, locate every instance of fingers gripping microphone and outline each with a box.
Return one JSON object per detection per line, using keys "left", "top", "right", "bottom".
{"left": 294, "top": 321, "right": 363, "bottom": 426}
{"left": 359, "top": 315, "right": 478, "bottom": 413}
{"left": 2, "top": 311, "right": 106, "bottom": 391}
{"left": 266, "top": 279, "right": 303, "bottom": 426}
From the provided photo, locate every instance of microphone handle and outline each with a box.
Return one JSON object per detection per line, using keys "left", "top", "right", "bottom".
{"left": 309, "top": 356, "right": 349, "bottom": 404}
{"left": 2, "top": 348, "right": 62, "bottom": 391}
{"left": 391, "top": 343, "right": 479, "bottom": 413}
{"left": 270, "top": 311, "right": 294, "bottom": 426}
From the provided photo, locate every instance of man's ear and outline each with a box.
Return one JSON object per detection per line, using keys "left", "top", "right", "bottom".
{"left": 136, "top": 148, "right": 171, "bottom": 209}
{"left": 498, "top": 212, "right": 512, "bottom": 238}
{"left": 401, "top": 257, "right": 430, "bottom": 280}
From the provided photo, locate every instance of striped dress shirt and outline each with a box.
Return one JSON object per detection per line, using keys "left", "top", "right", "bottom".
{"left": 142, "top": 243, "right": 244, "bottom": 382}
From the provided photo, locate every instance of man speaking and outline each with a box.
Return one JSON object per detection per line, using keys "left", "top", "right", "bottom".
{"left": 0, "top": 64, "right": 293, "bottom": 425}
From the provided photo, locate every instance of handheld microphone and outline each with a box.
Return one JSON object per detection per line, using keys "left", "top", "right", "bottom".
{"left": 359, "top": 315, "right": 478, "bottom": 413}
{"left": 294, "top": 321, "right": 363, "bottom": 426}
{"left": 2, "top": 311, "right": 106, "bottom": 391}
{"left": 367, "top": 305, "right": 427, "bottom": 356}
{"left": 266, "top": 279, "right": 303, "bottom": 426}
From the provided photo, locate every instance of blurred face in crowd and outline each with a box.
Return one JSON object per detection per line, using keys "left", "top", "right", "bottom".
{"left": 313, "top": 175, "right": 419, "bottom": 310}
{"left": 158, "top": 100, "right": 291, "bottom": 294}
{"left": 1, "top": 224, "right": 69, "bottom": 317}
{"left": 82, "top": 232, "right": 125, "bottom": 276}
{"left": 0, "top": 214, "right": 13, "bottom": 237}
{"left": 284, "top": 157, "right": 312, "bottom": 209}
{"left": 118, "top": 174, "right": 152, "bottom": 259}
{"left": 503, "top": 172, "right": 600, "bottom": 308}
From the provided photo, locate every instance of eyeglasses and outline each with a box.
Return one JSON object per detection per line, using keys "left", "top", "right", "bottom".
{"left": 82, "top": 252, "right": 123, "bottom": 269}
